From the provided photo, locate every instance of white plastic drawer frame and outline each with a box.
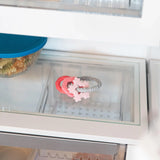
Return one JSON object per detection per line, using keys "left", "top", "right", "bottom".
{"left": 0, "top": 50, "right": 148, "bottom": 146}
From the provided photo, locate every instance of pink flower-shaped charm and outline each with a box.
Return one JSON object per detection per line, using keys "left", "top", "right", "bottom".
{"left": 68, "top": 78, "right": 90, "bottom": 102}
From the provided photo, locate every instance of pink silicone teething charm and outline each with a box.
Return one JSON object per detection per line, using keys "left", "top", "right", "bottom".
{"left": 55, "top": 76, "right": 70, "bottom": 94}
{"left": 56, "top": 75, "right": 102, "bottom": 102}
{"left": 68, "top": 78, "right": 90, "bottom": 102}
{"left": 61, "top": 77, "right": 75, "bottom": 97}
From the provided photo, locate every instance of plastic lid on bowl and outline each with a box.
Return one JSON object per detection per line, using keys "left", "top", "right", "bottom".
{"left": 0, "top": 33, "right": 47, "bottom": 58}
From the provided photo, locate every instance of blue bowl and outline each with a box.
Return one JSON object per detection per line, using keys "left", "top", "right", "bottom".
{"left": 0, "top": 33, "right": 47, "bottom": 77}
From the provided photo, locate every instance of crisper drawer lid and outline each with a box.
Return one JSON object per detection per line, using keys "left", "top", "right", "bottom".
{"left": 0, "top": 61, "right": 50, "bottom": 113}
{"left": 0, "top": 50, "right": 148, "bottom": 145}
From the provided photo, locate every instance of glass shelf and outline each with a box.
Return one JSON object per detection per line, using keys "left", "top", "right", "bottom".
{"left": 0, "top": 0, "right": 143, "bottom": 17}
{"left": 0, "top": 61, "right": 50, "bottom": 113}
{"left": 0, "top": 50, "right": 148, "bottom": 144}
{"left": 0, "top": 50, "right": 141, "bottom": 125}
{"left": 44, "top": 57, "right": 138, "bottom": 123}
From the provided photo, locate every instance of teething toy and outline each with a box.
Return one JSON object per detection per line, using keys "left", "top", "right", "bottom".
{"left": 68, "top": 77, "right": 90, "bottom": 102}
{"left": 55, "top": 75, "right": 102, "bottom": 102}
{"left": 55, "top": 76, "right": 69, "bottom": 94}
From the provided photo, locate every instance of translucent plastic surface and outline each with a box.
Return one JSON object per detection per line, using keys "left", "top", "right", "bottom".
{"left": 0, "top": 146, "right": 34, "bottom": 160}
{"left": 0, "top": 0, "right": 143, "bottom": 17}
{"left": 0, "top": 61, "right": 50, "bottom": 113}
{"left": 37, "top": 151, "right": 114, "bottom": 160}
{"left": 35, "top": 145, "right": 126, "bottom": 160}
{"left": 0, "top": 50, "right": 41, "bottom": 77}
{"left": 41, "top": 52, "right": 140, "bottom": 124}
{"left": 44, "top": 63, "right": 134, "bottom": 122}
{"left": 0, "top": 51, "right": 141, "bottom": 125}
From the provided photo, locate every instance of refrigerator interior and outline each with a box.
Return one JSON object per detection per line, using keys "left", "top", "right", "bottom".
{"left": 0, "top": 50, "right": 140, "bottom": 125}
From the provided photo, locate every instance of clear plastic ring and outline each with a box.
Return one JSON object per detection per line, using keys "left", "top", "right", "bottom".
{"left": 77, "top": 76, "right": 102, "bottom": 93}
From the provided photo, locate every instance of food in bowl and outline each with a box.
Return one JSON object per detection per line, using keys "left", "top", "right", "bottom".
{"left": 0, "top": 50, "right": 40, "bottom": 76}
{"left": 0, "top": 33, "right": 47, "bottom": 77}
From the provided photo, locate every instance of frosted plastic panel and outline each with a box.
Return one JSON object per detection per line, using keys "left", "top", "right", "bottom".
{"left": 66, "top": 0, "right": 129, "bottom": 8}
{"left": 36, "top": 151, "right": 115, "bottom": 160}
{"left": 40, "top": 52, "right": 140, "bottom": 124}
{"left": 34, "top": 145, "right": 126, "bottom": 160}
{"left": 0, "top": 51, "right": 140, "bottom": 125}
{"left": 0, "top": 146, "right": 34, "bottom": 160}
{"left": 45, "top": 62, "right": 134, "bottom": 122}
{"left": 0, "top": 0, "right": 143, "bottom": 17}
{"left": 0, "top": 62, "right": 50, "bottom": 113}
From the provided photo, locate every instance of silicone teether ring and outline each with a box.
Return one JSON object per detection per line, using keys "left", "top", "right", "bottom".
{"left": 55, "top": 76, "right": 69, "bottom": 94}
{"left": 62, "top": 77, "right": 75, "bottom": 97}
{"left": 77, "top": 76, "right": 102, "bottom": 92}
{"left": 68, "top": 77, "right": 90, "bottom": 102}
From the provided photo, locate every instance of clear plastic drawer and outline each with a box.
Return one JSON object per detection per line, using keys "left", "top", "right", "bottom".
{"left": 0, "top": 50, "right": 148, "bottom": 144}
{"left": 35, "top": 145, "right": 126, "bottom": 160}
{"left": 0, "top": 144, "right": 126, "bottom": 160}
{"left": 0, "top": 61, "right": 50, "bottom": 113}
{"left": 43, "top": 52, "right": 138, "bottom": 124}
